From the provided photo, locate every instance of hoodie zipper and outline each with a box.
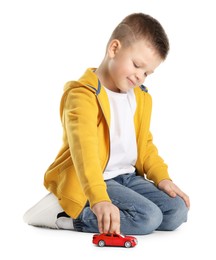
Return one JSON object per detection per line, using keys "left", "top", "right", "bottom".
{"left": 96, "top": 95, "right": 111, "bottom": 173}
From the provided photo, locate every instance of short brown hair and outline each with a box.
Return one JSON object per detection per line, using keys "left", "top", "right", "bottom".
{"left": 108, "top": 13, "right": 170, "bottom": 60}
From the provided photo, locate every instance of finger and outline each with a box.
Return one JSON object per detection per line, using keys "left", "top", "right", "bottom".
{"left": 182, "top": 193, "right": 190, "bottom": 208}
{"left": 102, "top": 214, "right": 111, "bottom": 234}
{"left": 164, "top": 185, "right": 177, "bottom": 197}
{"left": 169, "top": 190, "right": 177, "bottom": 197}
{"left": 171, "top": 186, "right": 190, "bottom": 208}
{"left": 109, "top": 214, "right": 120, "bottom": 234}
{"left": 97, "top": 215, "right": 104, "bottom": 233}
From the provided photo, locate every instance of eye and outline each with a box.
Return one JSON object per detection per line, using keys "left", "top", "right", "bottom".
{"left": 133, "top": 62, "right": 139, "bottom": 68}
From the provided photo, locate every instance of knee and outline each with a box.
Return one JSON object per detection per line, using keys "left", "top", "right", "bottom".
{"left": 158, "top": 196, "right": 189, "bottom": 231}
{"left": 122, "top": 205, "right": 163, "bottom": 235}
{"left": 141, "top": 208, "right": 163, "bottom": 234}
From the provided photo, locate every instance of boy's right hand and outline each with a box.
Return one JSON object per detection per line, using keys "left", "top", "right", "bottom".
{"left": 91, "top": 201, "right": 120, "bottom": 234}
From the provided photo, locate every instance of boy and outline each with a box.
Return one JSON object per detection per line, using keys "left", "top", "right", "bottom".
{"left": 24, "top": 12, "right": 190, "bottom": 235}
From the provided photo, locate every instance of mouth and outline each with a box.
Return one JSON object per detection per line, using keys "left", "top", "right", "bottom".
{"left": 127, "top": 78, "right": 135, "bottom": 86}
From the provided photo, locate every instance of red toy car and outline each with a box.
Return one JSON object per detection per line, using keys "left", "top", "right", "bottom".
{"left": 92, "top": 233, "right": 138, "bottom": 248}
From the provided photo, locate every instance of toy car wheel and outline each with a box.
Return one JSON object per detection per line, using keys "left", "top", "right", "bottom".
{"left": 124, "top": 241, "right": 132, "bottom": 248}
{"left": 98, "top": 240, "right": 105, "bottom": 247}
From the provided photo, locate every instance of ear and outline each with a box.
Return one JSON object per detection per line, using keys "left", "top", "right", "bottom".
{"left": 107, "top": 39, "right": 121, "bottom": 58}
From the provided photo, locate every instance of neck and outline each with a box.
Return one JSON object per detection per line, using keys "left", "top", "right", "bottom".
{"left": 95, "top": 63, "right": 120, "bottom": 93}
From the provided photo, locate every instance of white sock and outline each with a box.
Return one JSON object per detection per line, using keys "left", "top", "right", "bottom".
{"left": 23, "top": 192, "right": 74, "bottom": 230}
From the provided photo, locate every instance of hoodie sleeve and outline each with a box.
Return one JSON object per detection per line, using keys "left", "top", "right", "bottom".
{"left": 143, "top": 131, "right": 172, "bottom": 185}
{"left": 134, "top": 88, "right": 171, "bottom": 186}
{"left": 63, "top": 86, "right": 111, "bottom": 208}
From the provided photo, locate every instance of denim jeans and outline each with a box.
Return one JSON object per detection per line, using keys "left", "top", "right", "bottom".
{"left": 73, "top": 172, "right": 188, "bottom": 235}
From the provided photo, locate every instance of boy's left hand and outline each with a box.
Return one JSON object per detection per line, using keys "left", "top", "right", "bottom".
{"left": 158, "top": 179, "right": 190, "bottom": 208}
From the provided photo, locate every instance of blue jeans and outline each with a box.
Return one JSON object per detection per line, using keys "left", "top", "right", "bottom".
{"left": 73, "top": 173, "right": 188, "bottom": 235}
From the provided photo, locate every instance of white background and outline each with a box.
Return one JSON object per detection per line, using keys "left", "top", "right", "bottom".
{"left": 0, "top": 0, "right": 215, "bottom": 259}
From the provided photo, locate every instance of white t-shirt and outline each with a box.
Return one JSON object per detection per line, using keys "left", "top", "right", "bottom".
{"left": 103, "top": 87, "right": 137, "bottom": 180}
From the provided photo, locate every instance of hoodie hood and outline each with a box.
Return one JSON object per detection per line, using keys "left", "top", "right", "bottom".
{"left": 59, "top": 67, "right": 148, "bottom": 121}
{"left": 60, "top": 68, "right": 100, "bottom": 120}
{"left": 63, "top": 68, "right": 100, "bottom": 95}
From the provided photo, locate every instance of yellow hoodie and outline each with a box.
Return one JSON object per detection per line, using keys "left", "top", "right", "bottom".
{"left": 44, "top": 68, "right": 171, "bottom": 219}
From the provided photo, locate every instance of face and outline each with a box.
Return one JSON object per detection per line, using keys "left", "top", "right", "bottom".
{"left": 106, "top": 39, "right": 163, "bottom": 92}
